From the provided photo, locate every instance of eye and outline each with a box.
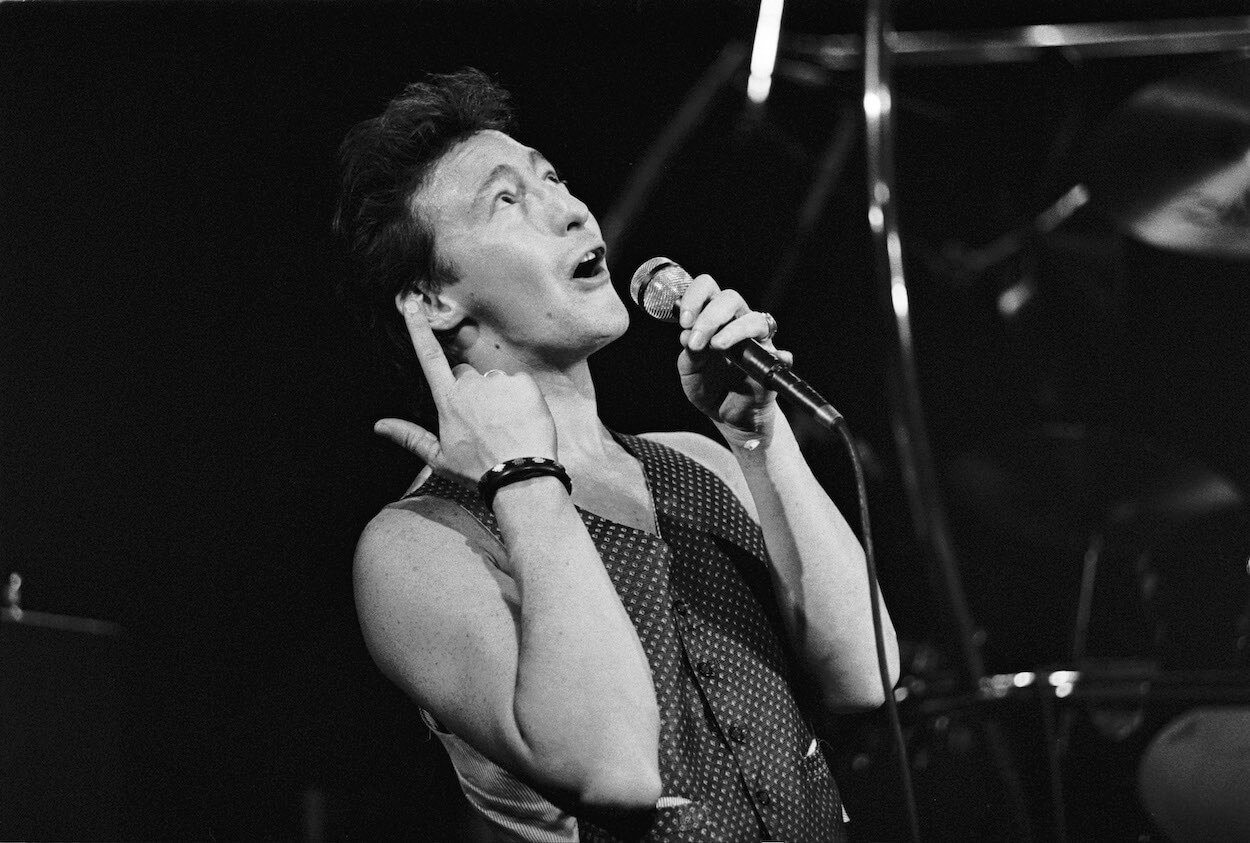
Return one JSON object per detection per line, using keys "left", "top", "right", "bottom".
{"left": 495, "top": 190, "right": 517, "bottom": 206}
{"left": 545, "top": 170, "right": 566, "bottom": 186}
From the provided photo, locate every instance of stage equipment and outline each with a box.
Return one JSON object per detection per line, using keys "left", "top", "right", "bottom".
{"left": 789, "top": 17, "right": 1250, "bottom": 70}
{"left": 746, "top": 0, "right": 784, "bottom": 104}
{"left": 890, "top": 662, "right": 1250, "bottom": 840}
{"left": 1139, "top": 706, "right": 1250, "bottom": 842}
{"left": 1082, "top": 59, "right": 1250, "bottom": 260}
{"left": 856, "top": 10, "right": 1250, "bottom": 841}
{"left": 2, "top": 572, "right": 124, "bottom": 840}
{"left": 944, "top": 425, "right": 1249, "bottom": 667}
{"left": 606, "top": 8, "right": 1250, "bottom": 839}
{"left": 937, "top": 424, "right": 1250, "bottom": 839}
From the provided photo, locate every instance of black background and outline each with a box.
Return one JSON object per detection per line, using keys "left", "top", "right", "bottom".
{"left": 3, "top": 1, "right": 1250, "bottom": 839}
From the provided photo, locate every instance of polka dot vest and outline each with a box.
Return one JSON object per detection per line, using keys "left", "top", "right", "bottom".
{"left": 409, "top": 432, "right": 845, "bottom": 842}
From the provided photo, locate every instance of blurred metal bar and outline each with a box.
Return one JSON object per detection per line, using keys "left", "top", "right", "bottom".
{"left": 863, "top": 0, "right": 984, "bottom": 691}
{"left": 760, "top": 103, "right": 858, "bottom": 313}
{"left": 2, "top": 606, "right": 122, "bottom": 637}
{"left": 917, "top": 669, "right": 1250, "bottom": 714}
{"left": 796, "top": 17, "right": 1250, "bottom": 70}
{"left": 602, "top": 41, "right": 749, "bottom": 256}
{"left": 863, "top": 4, "right": 1037, "bottom": 838}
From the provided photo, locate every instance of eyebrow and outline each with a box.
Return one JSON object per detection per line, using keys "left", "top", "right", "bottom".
{"left": 474, "top": 149, "right": 553, "bottom": 201}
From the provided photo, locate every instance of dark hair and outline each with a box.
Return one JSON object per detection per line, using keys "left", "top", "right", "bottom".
{"left": 332, "top": 68, "right": 516, "bottom": 419}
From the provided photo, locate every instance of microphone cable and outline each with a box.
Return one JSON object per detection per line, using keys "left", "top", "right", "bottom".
{"left": 832, "top": 415, "right": 921, "bottom": 843}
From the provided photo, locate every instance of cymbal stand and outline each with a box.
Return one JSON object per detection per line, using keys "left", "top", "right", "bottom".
{"left": 863, "top": 2, "right": 1042, "bottom": 838}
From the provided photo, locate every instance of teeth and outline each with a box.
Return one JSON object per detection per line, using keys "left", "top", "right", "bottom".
{"left": 573, "top": 248, "right": 603, "bottom": 278}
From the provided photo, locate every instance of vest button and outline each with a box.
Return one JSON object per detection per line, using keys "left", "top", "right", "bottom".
{"left": 728, "top": 724, "right": 747, "bottom": 743}
{"left": 695, "top": 660, "right": 718, "bottom": 680}
{"left": 755, "top": 788, "right": 772, "bottom": 807}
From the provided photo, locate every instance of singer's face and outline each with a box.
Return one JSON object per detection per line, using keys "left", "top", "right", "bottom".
{"left": 417, "top": 130, "right": 628, "bottom": 366}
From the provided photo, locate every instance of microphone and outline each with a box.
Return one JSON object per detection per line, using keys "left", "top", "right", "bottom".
{"left": 630, "top": 257, "right": 844, "bottom": 430}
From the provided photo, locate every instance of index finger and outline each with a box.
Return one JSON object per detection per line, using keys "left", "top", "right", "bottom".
{"left": 677, "top": 274, "right": 720, "bottom": 328}
{"left": 401, "top": 302, "right": 455, "bottom": 402}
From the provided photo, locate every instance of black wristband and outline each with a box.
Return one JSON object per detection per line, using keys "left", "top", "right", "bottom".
{"left": 478, "top": 457, "right": 572, "bottom": 509}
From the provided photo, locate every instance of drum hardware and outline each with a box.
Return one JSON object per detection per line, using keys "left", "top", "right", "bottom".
{"left": 604, "top": 18, "right": 1250, "bottom": 838}
{"left": 921, "top": 58, "right": 1250, "bottom": 327}
{"left": 909, "top": 664, "right": 1250, "bottom": 715}
{"left": 788, "top": 18, "right": 1250, "bottom": 72}
{"left": 915, "top": 56, "right": 1250, "bottom": 837}
{"left": 1080, "top": 59, "right": 1250, "bottom": 261}
{"left": 946, "top": 424, "right": 1243, "bottom": 546}
{"left": 1071, "top": 461, "right": 1246, "bottom": 672}
{"left": 888, "top": 657, "right": 1250, "bottom": 839}
{"left": 1138, "top": 706, "right": 1250, "bottom": 843}
{"left": 936, "top": 418, "right": 1250, "bottom": 837}
{"left": 2, "top": 571, "right": 124, "bottom": 840}
{"left": 2, "top": 571, "right": 123, "bottom": 637}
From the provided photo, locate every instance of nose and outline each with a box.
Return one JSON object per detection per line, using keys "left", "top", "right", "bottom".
{"left": 542, "top": 182, "right": 590, "bottom": 233}
{"left": 563, "top": 195, "right": 590, "bottom": 232}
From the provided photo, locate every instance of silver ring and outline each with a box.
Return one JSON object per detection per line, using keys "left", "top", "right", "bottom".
{"left": 761, "top": 312, "right": 778, "bottom": 340}
{"left": 483, "top": 369, "right": 506, "bottom": 378}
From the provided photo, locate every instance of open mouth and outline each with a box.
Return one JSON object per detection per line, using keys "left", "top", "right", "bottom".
{"left": 572, "top": 246, "right": 606, "bottom": 279}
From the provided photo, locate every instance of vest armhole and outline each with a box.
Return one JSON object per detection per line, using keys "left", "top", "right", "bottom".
{"left": 420, "top": 706, "right": 452, "bottom": 735}
{"left": 388, "top": 491, "right": 507, "bottom": 563}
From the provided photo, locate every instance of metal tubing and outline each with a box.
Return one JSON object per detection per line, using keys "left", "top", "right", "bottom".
{"left": 797, "top": 17, "right": 1250, "bottom": 70}
{"left": 863, "top": 5, "right": 1038, "bottom": 836}
{"left": 862, "top": 0, "right": 985, "bottom": 688}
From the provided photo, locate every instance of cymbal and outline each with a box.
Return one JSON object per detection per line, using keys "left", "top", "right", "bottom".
{"left": 1083, "top": 59, "right": 1250, "bottom": 260}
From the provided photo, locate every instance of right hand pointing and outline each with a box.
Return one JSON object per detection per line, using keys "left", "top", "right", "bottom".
{"left": 373, "top": 302, "right": 558, "bottom": 486}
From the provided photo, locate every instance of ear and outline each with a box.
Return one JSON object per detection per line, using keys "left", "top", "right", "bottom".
{"left": 394, "top": 286, "right": 466, "bottom": 333}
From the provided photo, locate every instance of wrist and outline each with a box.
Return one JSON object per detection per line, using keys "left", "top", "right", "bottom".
{"left": 479, "top": 456, "right": 572, "bottom": 509}
{"left": 491, "top": 475, "right": 583, "bottom": 554}
{"left": 715, "top": 403, "right": 781, "bottom": 451}
{"left": 490, "top": 474, "right": 573, "bottom": 509}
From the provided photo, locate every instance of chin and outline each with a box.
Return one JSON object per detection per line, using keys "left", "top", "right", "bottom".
{"left": 600, "top": 294, "right": 631, "bottom": 341}
{"left": 578, "top": 298, "right": 629, "bottom": 355}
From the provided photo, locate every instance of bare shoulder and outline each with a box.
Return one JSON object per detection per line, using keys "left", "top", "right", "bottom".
{"left": 353, "top": 491, "right": 515, "bottom": 709}
{"left": 355, "top": 492, "right": 503, "bottom": 583}
{"left": 639, "top": 430, "right": 757, "bottom": 519}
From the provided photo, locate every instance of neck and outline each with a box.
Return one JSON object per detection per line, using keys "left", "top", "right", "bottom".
{"left": 530, "top": 364, "right": 618, "bottom": 464}
{"left": 457, "top": 333, "right": 617, "bottom": 465}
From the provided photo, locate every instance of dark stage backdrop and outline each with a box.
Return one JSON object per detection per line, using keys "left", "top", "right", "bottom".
{"left": 0, "top": 4, "right": 762, "bottom": 839}
{"left": 3, "top": 1, "right": 1249, "bottom": 840}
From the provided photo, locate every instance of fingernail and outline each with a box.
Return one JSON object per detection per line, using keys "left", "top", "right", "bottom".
{"left": 403, "top": 300, "right": 419, "bottom": 315}
{"left": 373, "top": 421, "right": 389, "bottom": 435}
{"left": 689, "top": 329, "right": 704, "bottom": 349}
{"left": 679, "top": 309, "right": 693, "bottom": 327}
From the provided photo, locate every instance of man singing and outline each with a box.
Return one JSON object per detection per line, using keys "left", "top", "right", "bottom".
{"left": 334, "top": 68, "right": 898, "bottom": 842}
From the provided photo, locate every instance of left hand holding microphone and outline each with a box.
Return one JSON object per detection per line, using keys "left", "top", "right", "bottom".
{"left": 676, "top": 274, "right": 792, "bottom": 437}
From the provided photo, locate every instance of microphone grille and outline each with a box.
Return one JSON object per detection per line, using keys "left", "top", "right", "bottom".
{"left": 630, "top": 257, "right": 691, "bottom": 322}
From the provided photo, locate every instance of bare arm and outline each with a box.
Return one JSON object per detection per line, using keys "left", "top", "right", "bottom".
{"left": 722, "top": 412, "right": 897, "bottom": 710}
{"left": 672, "top": 277, "right": 900, "bottom": 711}
{"left": 359, "top": 304, "right": 661, "bottom": 812}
